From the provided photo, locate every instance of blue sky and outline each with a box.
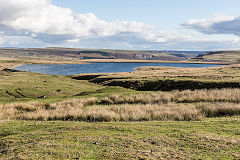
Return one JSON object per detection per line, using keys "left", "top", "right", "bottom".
{"left": 53, "top": 0, "right": 240, "bottom": 30}
{"left": 0, "top": 0, "right": 240, "bottom": 50}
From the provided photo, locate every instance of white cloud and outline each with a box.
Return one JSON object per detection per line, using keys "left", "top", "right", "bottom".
{"left": 0, "top": 37, "right": 4, "bottom": 45}
{"left": 0, "top": 0, "right": 239, "bottom": 50}
{"left": 182, "top": 15, "right": 240, "bottom": 37}
{"left": 0, "top": 0, "right": 180, "bottom": 44}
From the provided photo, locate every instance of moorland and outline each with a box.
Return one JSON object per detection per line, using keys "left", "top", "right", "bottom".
{"left": 0, "top": 48, "right": 239, "bottom": 159}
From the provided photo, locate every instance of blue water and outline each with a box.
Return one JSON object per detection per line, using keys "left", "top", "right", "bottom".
{"left": 14, "top": 62, "right": 222, "bottom": 75}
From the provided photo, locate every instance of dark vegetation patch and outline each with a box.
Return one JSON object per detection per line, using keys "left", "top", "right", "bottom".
{"left": 2, "top": 68, "right": 20, "bottom": 72}
{"left": 103, "top": 79, "right": 240, "bottom": 91}
{"left": 72, "top": 74, "right": 240, "bottom": 91}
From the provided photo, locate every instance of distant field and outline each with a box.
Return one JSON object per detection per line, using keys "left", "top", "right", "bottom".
{"left": 193, "top": 50, "right": 240, "bottom": 63}
{"left": 0, "top": 47, "right": 198, "bottom": 62}
{"left": 0, "top": 57, "right": 86, "bottom": 71}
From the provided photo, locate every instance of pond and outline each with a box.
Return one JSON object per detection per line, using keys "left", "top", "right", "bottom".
{"left": 14, "top": 62, "right": 223, "bottom": 75}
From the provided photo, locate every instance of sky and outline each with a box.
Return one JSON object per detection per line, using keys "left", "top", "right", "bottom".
{"left": 0, "top": 0, "right": 240, "bottom": 50}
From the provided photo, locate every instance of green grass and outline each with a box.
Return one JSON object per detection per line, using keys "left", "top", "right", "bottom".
{"left": 0, "top": 116, "right": 239, "bottom": 159}
{"left": 0, "top": 70, "right": 102, "bottom": 104}
{"left": 0, "top": 70, "right": 139, "bottom": 104}
{"left": 74, "top": 86, "right": 139, "bottom": 98}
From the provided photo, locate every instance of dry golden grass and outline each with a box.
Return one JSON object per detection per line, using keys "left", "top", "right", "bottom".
{"left": 0, "top": 101, "right": 203, "bottom": 121}
{"left": 1, "top": 89, "right": 240, "bottom": 122}
{"left": 88, "top": 64, "right": 240, "bottom": 83}
{"left": 172, "top": 88, "right": 240, "bottom": 103}
{"left": 0, "top": 56, "right": 86, "bottom": 71}
{"left": 100, "top": 88, "right": 240, "bottom": 105}
{"left": 198, "top": 103, "right": 240, "bottom": 117}
{"left": 196, "top": 50, "right": 240, "bottom": 63}
{"left": 79, "top": 58, "right": 224, "bottom": 64}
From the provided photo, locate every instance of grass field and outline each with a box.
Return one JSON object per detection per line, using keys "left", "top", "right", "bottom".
{"left": 0, "top": 70, "right": 103, "bottom": 103}
{"left": 0, "top": 69, "right": 140, "bottom": 105}
{"left": 1, "top": 53, "right": 240, "bottom": 159}
{"left": 0, "top": 117, "right": 239, "bottom": 159}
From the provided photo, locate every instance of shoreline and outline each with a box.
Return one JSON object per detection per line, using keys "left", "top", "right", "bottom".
{"left": 0, "top": 57, "right": 229, "bottom": 71}
{"left": 80, "top": 59, "right": 228, "bottom": 65}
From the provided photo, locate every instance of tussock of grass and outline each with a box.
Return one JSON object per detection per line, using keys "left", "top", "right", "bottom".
{"left": 99, "top": 88, "right": 240, "bottom": 104}
{"left": 1, "top": 98, "right": 98, "bottom": 121}
{"left": 87, "top": 104, "right": 203, "bottom": 121}
{"left": 174, "top": 88, "right": 240, "bottom": 103}
{"left": 198, "top": 103, "right": 240, "bottom": 117}
{"left": 0, "top": 102, "right": 203, "bottom": 121}
{"left": 1, "top": 88, "right": 240, "bottom": 122}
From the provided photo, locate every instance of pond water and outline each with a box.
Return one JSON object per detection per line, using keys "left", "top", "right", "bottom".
{"left": 14, "top": 62, "right": 223, "bottom": 75}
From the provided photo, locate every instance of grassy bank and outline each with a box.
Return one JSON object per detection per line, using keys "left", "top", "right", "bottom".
{"left": 0, "top": 117, "right": 239, "bottom": 159}
{"left": 0, "top": 70, "right": 104, "bottom": 103}
{"left": 0, "top": 57, "right": 86, "bottom": 71}
{"left": 71, "top": 64, "right": 240, "bottom": 91}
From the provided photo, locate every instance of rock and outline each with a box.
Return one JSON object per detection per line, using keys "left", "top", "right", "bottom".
{"left": 38, "top": 95, "right": 46, "bottom": 99}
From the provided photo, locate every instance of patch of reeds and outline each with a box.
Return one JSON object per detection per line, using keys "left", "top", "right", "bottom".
{"left": 1, "top": 88, "right": 240, "bottom": 122}
{"left": 0, "top": 102, "right": 239, "bottom": 122}
{"left": 1, "top": 102, "right": 203, "bottom": 121}
{"left": 198, "top": 103, "right": 240, "bottom": 117}
{"left": 99, "top": 88, "right": 240, "bottom": 105}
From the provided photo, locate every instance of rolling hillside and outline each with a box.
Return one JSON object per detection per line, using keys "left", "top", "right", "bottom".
{"left": 0, "top": 48, "right": 199, "bottom": 61}
{"left": 193, "top": 50, "right": 240, "bottom": 63}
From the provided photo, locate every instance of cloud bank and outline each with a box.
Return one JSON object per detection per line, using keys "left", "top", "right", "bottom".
{"left": 0, "top": 0, "right": 239, "bottom": 50}
{"left": 0, "top": 0, "right": 180, "bottom": 44}
{"left": 183, "top": 15, "right": 240, "bottom": 37}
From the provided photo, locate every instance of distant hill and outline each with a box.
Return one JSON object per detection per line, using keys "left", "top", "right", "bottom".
{"left": 0, "top": 48, "right": 203, "bottom": 61}
{"left": 157, "top": 50, "right": 207, "bottom": 55}
{"left": 193, "top": 50, "right": 240, "bottom": 63}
